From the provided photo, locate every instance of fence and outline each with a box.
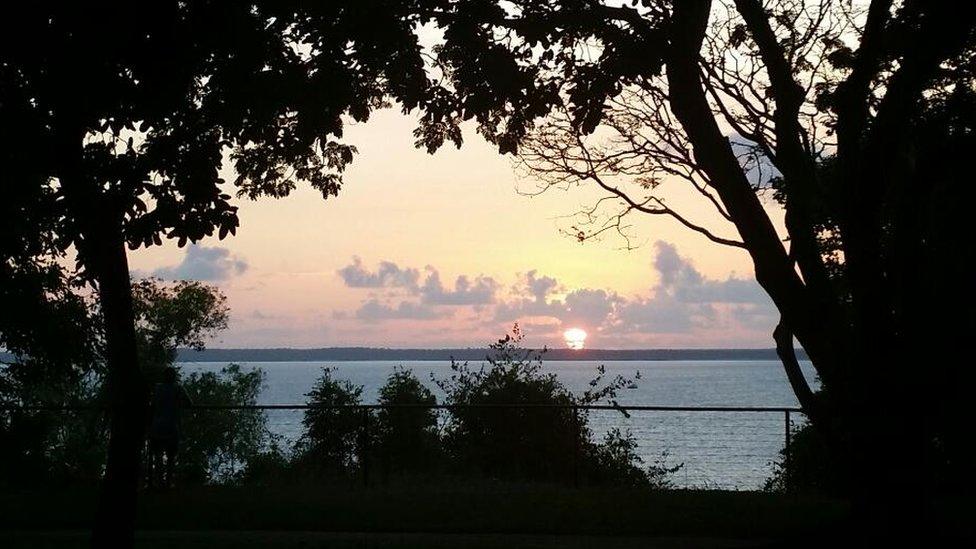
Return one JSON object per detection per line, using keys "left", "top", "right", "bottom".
{"left": 1, "top": 403, "right": 805, "bottom": 490}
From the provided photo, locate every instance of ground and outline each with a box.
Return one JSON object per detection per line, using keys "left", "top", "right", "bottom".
{"left": 1, "top": 484, "right": 853, "bottom": 548}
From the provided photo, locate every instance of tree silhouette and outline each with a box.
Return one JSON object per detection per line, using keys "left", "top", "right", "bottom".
{"left": 3, "top": 1, "right": 973, "bottom": 543}
{"left": 417, "top": 0, "right": 976, "bottom": 540}
{"left": 0, "top": 3, "right": 433, "bottom": 546}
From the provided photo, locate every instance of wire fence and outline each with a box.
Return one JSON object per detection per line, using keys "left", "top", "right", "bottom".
{"left": 2, "top": 403, "right": 806, "bottom": 490}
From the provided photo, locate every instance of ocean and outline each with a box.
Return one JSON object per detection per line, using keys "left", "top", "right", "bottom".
{"left": 178, "top": 359, "right": 817, "bottom": 489}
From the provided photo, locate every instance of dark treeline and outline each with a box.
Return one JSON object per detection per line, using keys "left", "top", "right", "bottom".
{"left": 3, "top": 311, "right": 682, "bottom": 490}
{"left": 175, "top": 347, "right": 805, "bottom": 363}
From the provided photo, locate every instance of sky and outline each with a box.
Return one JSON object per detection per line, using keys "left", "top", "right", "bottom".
{"left": 128, "top": 109, "right": 786, "bottom": 350}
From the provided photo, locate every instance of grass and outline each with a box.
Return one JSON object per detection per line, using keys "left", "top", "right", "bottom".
{"left": 0, "top": 483, "right": 851, "bottom": 547}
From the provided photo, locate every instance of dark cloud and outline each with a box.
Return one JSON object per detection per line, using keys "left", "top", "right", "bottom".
{"left": 337, "top": 257, "right": 421, "bottom": 290}
{"left": 152, "top": 245, "right": 248, "bottom": 281}
{"left": 353, "top": 299, "right": 444, "bottom": 322}
{"left": 420, "top": 271, "right": 498, "bottom": 305}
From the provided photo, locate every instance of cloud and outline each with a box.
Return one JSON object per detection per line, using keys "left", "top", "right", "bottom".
{"left": 420, "top": 271, "right": 499, "bottom": 305}
{"left": 616, "top": 241, "right": 774, "bottom": 333}
{"left": 152, "top": 245, "right": 248, "bottom": 281}
{"left": 492, "top": 270, "right": 567, "bottom": 321}
{"left": 352, "top": 299, "right": 445, "bottom": 322}
{"left": 525, "top": 270, "right": 560, "bottom": 302}
{"left": 654, "top": 242, "right": 766, "bottom": 304}
{"left": 563, "top": 288, "right": 619, "bottom": 328}
{"left": 337, "top": 258, "right": 499, "bottom": 321}
{"left": 615, "top": 292, "right": 705, "bottom": 333}
{"left": 337, "top": 257, "right": 421, "bottom": 290}
{"left": 332, "top": 244, "right": 776, "bottom": 343}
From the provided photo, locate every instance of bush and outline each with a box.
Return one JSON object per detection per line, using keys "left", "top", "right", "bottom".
{"left": 764, "top": 421, "right": 847, "bottom": 495}
{"left": 0, "top": 360, "right": 106, "bottom": 487}
{"left": 374, "top": 367, "right": 441, "bottom": 476}
{"left": 178, "top": 364, "right": 269, "bottom": 484}
{"left": 293, "top": 367, "right": 366, "bottom": 479}
{"left": 240, "top": 435, "right": 292, "bottom": 486}
{"left": 434, "top": 325, "right": 667, "bottom": 486}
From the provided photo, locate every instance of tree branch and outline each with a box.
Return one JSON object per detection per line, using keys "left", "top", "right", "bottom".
{"left": 666, "top": 0, "right": 841, "bottom": 391}
{"left": 733, "top": 0, "right": 838, "bottom": 320}
{"left": 774, "top": 319, "right": 819, "bottom": 420}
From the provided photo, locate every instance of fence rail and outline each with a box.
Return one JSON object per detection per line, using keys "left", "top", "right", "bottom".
{"left": 2, "top": 403, "right": 802, "bottom": 412}
{"left": 2, "top": 403, "right": 806, "bottom": 490}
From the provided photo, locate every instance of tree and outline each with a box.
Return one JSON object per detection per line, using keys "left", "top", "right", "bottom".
{"left": 434, "top": 325, "right": 648, "bottom": 484}
{"left": 0, "top": 261, "right": 105, "bottom": 487}
{"left": 1, "top": 277, "right": 259, "bottom": 487}
{"left": 1, "top": 3, "right": 433, "bottom": 545}
{"left": 179, "top": 364, "right": 269, "bottom": 485}
{"left": 416, "top": 0, "right": 976, "bottom": 539}
{"left": 374, "top": 367, "right": 441, "bottom": 477}
{"left": 295, "top": 368, "right": 367, "bottom": 479}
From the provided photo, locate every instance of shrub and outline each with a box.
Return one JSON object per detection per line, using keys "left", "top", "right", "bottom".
{"left": 434, "top": 325, "right": 667, "bottom": 486}
{"left": 293, "top": 367, "right": 366, "bottom": 479}
{"left": 374, "top": 367, "right": 441, "bottom": 476}
{"left": 0, "top": 360, "right": 106, "bottom": 487}
{"left": 765, "top": 421, "right": 847, "bottom": 495}
{"left": 178, "top": 364, "right": 269, "bottom": 484}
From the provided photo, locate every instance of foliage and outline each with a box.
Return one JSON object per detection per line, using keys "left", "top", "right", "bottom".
{"left": 0, "top": 5, "right": 442, "bottom": 533}
{"left": 0, "top": 261, "right": 100, "bottom": 378}
{"left": 765, "top": 422, "right": 848, "bottom": 496}
{"left": 239, "top": 436, "right": 292, "bottom": 487}
{"left": 0, "top": 398, "right": 107, "bottom": 488}
{"left": 374, "top": 367, "right": 441, "bottom": 475}
{"left": 0, "top": 261, "right": 105, "bottom": 487}
{"left": 178, "top": 364, "right": 268, "bottom": 485}
{"left": 293, "top": 368, "right": 367, "bottom": 479}
{"left": 0, "top": 3, "right": 439, "bottom": 264}
{"left": 434, "top": 325, "right": 667, "bottom": 486}
{"left": 282, "top": 327, "right": 677, "bottom": 488}
{"left": 415, "top": 0, "right": 976, "bottom": 515}
{"left": 131, "top": 278, "right": 229, "bottom": 378}
{"left": 1, "top": 276, "right": 265, "bottom": 487}
{"left": 588, "top": 430, "right": 682, "bottom": 489}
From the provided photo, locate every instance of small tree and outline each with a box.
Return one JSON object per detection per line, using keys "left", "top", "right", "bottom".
{"left": 374, "top": 367, "right": 441, "bottom": 477}
{"left": 295, "top": 368, "right": 366, "bottom": 480}
{"left": 435, "top": 325, "right": 658, "bottom": 486}
{"left": 179, "top": 364, "right": 268, "bottom": 485}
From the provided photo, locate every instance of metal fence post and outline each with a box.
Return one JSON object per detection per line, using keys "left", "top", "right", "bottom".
{"left": 230, "top": 409, "right": 237, "bottom": 477}
{"left": 361, "top": 406, "right": 370, "bottom": 488}
{"left": 572, "top": 405, "right": 580, "bottom": 488}
{"left": 784, "top": 409, "right": 792, "bottom": 493}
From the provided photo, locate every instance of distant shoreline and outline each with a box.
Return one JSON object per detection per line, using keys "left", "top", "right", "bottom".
{"left": 175, "top": 347, "right": 806, "bottom": 363}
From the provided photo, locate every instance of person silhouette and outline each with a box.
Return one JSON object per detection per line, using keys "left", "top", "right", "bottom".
{"left": 148, "top": 367, "right": 192, "bottom": 488}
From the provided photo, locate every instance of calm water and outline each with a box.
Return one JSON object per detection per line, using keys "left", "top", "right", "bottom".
{"left": 178, "top": 359, "right": 817, "bottom": 489}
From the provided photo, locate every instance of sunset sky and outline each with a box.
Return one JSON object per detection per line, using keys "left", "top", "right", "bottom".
{"left": 128, "top": 109, "right": 785, "bottom": 350}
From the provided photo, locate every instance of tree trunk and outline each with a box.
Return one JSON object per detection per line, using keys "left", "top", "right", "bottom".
{"left": 54, "top": 124, "right": 146, "bottom": 549}
{"left": 88, "top": 224, "right": 146, "bottom": 549}
{"left": 663, "top": 0, "right": 844, "bottom": 399}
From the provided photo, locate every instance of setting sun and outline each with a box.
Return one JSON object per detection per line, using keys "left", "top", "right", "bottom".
{"left": 563, "top": 328, "right": 587, "bottom": 350}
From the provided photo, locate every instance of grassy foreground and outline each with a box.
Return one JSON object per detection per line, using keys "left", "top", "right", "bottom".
{"left": 1, "top": 484, "right": 851, "bottom": 547}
